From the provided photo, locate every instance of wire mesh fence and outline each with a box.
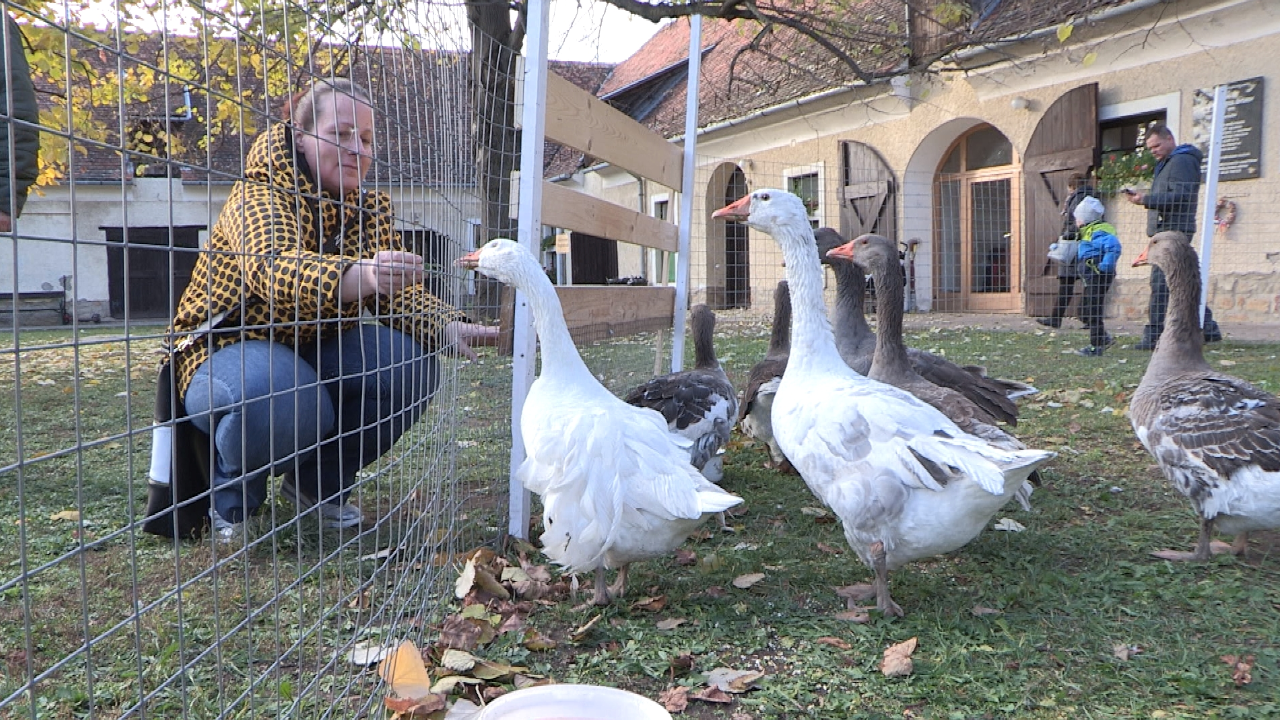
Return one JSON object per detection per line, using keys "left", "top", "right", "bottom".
{"left": 0, "top": 0, "right": 527, "bottom": 716}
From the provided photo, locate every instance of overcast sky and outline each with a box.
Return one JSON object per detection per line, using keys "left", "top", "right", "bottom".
{"left": 547, "top": 1, "right": 665, "bottom": 63}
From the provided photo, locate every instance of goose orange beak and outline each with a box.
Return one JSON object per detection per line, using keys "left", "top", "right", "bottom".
{"left": 1132, "top": 246, "right": 1149, "bottom": 267}
{"left": 456, "top": 249, "right": 481, "bottom": 270}
{"left": 712, "top": 194, "right": 751, "bottom": 221}
{"left": 826, "top": 241, "right": 857, "bottom": 262}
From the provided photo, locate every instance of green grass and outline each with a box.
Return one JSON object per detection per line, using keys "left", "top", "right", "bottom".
{"left": 2, "top": 321, "right": 1279, "bottom": 718}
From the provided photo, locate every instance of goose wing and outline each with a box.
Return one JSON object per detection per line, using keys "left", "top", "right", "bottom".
{"left": 908, "top": 348, "right": 1022, "bottom": 425}
{"left": 740, "top": 355, "right": 787, "bottom": 421}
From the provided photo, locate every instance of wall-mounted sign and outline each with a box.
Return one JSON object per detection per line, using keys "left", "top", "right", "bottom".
{"left": 1191, "top": 77, "right": 1264, "bottom": 181}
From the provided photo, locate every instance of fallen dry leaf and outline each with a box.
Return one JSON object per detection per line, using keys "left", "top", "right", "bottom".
{"left": 703, "top": 586, "right": 727, "bottom": 599}
{"left": 631, "top": 595, "right": 667, "bottom": 612}
{"left": 1222, "top": 654, "right": 1255, "bottom": 687}
{"left": 689, "top": 686, "right": 733, "bottom": 704}
{"left": 49, "top": 510, "right": 81, "bottom": 522}
{"left": 706, "top": 667, "right": 764, "bottom": 693}
{"left": 815, "top": 636, "right": 852, "bottom": 650}
{"left": 521, "top": 628, "right": 556, "bottom": 651}
{"left": 384, "top": 693, "right": 447, "bottom": 717}
{"left": 378, "top": 640, "right": 434, "bottom": 700}
{"left": 880, "top": 637, "right": 918, "bottom": 678}
{"left": 345, "top": 641, "right": 395, "bottom": 666}
{"left": 430, "top": 674, "right": 483, "bottom": 694}
{"left": 440, "top": 648, "right": 477, "bottom": 672}
{"left": 669, "top": 653, "right": 695, "bottom": 676}
{"left": 732, "top": 573, "right": 765, "bottom": 589}
{"left": 437, "top": 616, "right": 488, "bottom": 651}
{"left": 674, "top": 549, "right": 698, "bottom": 566}
{"left": 471, "top": 659, "right": 527, "bottom": 681}
{"left": 816, "top": 542, "right": 843, "bottom": 555}
{"left": 656, "top": 618, "right": 687, "bottom": 630}
{"left": 971, "top": 606, "right": 1002, "bottom": 617}
{"left": 513, "top": 674, "right": 552, "bottom": 689}
{"left": 570, "top": 613, "right": 602, "bottom": 642}
{"left": 443, "top": 699, "right": 483, "bottom": 720}
{"left": 1113, "top": 643, "right": 1140, "bottom": 661}
{"left": 454, "top": 557, "right": 477, "bottom": 599}
{"left": 659, "top": 686, "right": 689, "bottom": 713}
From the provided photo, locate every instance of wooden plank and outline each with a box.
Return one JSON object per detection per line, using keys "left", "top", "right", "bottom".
{"left": 542, "top": 182, "right": 679, "bottom": 253}
{"left": 545, "top": 72, "right": 683, "bottom": 189}
{"left": 556, "top": 285, "right": 675, "bottom": 344}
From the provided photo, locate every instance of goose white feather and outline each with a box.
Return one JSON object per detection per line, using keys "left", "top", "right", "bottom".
{"left": 713, "top": 189, "right": 1053, "bottom": 616}
{"left": 459, "top": 239, "right": 742, "bottom": 603}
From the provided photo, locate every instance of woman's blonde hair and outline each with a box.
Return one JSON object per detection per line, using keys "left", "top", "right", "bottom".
{"left": 284, "top": 78, "right": 372, "bottom": 132}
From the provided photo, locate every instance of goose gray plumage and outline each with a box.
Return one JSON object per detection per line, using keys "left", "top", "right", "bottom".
{"left": 625, "top": 304, "right": 738, "bottom": 483}
{"left": 714, "top": 189, "right": 1053, "bottom": 616}
{"left": 830, "top": 234, "right": 1034, "bottom": 510}
{"left": 1130, "top": 231, "right": 1280, "bottom": 561}
{"left": 738, "top": 280, "right": 794, "bottom": 472}
{"left": 812, "top": 228, "right": 1035, "bottom": 424}
{"left": 458, "top": 239, "right": 742, "bottom": 605}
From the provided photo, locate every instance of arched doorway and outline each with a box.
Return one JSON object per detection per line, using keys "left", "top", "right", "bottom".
{"left": 706, "top": 167, "right": 750, "bottom": 309}
{"left": 932, "top": 124, "right": 1022, "bottom": 313}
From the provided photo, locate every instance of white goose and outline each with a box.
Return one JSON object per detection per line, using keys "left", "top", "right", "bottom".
{"left": 459, "top": 240, "right": 742, "bottom": 605}
{"left": 713, "top": 190, "right": 1053, "bottom": 616}
{"left": 1130, "top": 231, "right": 1280, "bottom": 561}
{"left": 624, "top": 304, "right": 738, "bottom": 483}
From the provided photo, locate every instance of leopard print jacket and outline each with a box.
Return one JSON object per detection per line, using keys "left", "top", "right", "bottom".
{"left": 167, "top": 123, "right": 462, "bottom": 398}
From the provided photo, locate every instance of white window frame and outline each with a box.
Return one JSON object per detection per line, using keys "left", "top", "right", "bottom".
{"left": 1100, "top": 91, "right": 1181, "bottom": 138}
{"left": 783, "top": 163, "right": 825, "bottom": 226}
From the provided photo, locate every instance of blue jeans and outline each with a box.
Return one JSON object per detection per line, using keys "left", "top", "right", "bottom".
{"left": 184, "top": 324, "right": 439, "bottom": 523}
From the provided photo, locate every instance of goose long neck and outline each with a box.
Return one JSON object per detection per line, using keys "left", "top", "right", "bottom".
{"left": 775, "top": 226, "right": 841, "bottom": 367}
{"left": 520, "top": 270, "right": 591, "bottom": 378}
{"left": 868, "top": 257, "right": 911, "bottom": 381}
{"left": 692, "top": 313, "right": 718, "bottom": 370}
{"left": 1148, "top": 250, "right": 1209, "bottom": 377}
{"left": 832, "top": 262, "right": 871, "bottom": 341}
{"left": 768, "top": 287, "right": 792, "bottom": 355}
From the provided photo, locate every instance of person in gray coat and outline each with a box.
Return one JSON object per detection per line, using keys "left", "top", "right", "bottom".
{"left": 0, "top": 13, "right": 39, "bottom": 231}
{"left": 1123, "top": 123, "right": 1220, "bottom": 348}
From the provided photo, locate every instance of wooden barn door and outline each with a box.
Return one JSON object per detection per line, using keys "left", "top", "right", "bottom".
{"left": 1023, "top": 83, "right": 1097, "bottom": 317}
{"left": 840, "top": 141, "right": 896, "bottom": 240}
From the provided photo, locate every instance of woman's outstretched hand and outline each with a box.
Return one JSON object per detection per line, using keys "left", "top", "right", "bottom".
{"left": 341, "top": 251, "right": 426, "bottom": 302}
{"left": 446, "top": 321, "right": 500, "bottom": 362}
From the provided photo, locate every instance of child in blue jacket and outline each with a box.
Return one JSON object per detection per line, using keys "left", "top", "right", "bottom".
{"left": 1073, "top": 196, "right": 1122, "bottom": 356}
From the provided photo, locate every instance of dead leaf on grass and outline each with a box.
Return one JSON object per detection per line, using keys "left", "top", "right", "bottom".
{"left": 443, "top": 699, "right": 483, "bottom": 720}
{"left": 816, "top": 637, "right": 852, "bottom": 650}
{"left": 834, "top": 610, "right": 871, "bottom": 623}
{"left": 50, "top": 510, "right": 81, "bottom": 522}
{"left": 656, "top": 618, "right": 686, "bottom": 630}
{"left": 384, "top": 693, "right": 447, "bottom": 717}
{"left": 816, "top": 542, "right": 843, "bottom": 555}
{"left": 1113, "top": 643, "right": 1141, "bottom": 661}
{"left": 706, "top": 667, "right": 764, "bottom": 693}
{"left": 440, "top": 648, "right": 477, "bottom": 672}
{"left": 513, "top": 674, "right": 552, "bottom": 689}
{"left": 630, "top": 595, "right": 667, "bottom": 612}
{"left": 689, "top": 686, "right": 733, "bottom": 704}
{"left": 570, "top": 613, "right": 602, "bottom": 642}
{"left": 1222, "top": 654, "right": 1255, "bottom": 686}
{"left": 377, "top": 640, "right": 434, "bottom": 701}
{"left": 430, "top": 674, "right": 483, "bottom": 694}
{"left": 880, "top": 637, "right": 918, "bottom": 678}
{"left": 471, "top": 659, "right": 527, "bottom": 681}
{"left": 732, "top": 573, "right": 765, "bottom": 589}
{"left": 437, "top": 615, "right": 488, "bottom": 651}
{"left": 971, "top": 606, "right": 1002, "bottom": 617}
{"left": 521, "top": 629, "right": 556, "bottom": 651}
{"left": 345, "top": 641, "right": 395, "bottom": 666}
{"left": 659, "top": 686, "right": 689, "bottom": 713}
{"left": 674, "top": 549, "right": 697, "bottom": 566}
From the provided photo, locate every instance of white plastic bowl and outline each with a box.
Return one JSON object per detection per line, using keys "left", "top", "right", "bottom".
{"left": 478, "top": 684, "right": 672, "bottom": 720}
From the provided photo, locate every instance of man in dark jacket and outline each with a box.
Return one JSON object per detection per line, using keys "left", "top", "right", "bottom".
{"left": 1123, "top": 123, "right": 1221, "bottom": 348}
{"left": 0, "top": 13, "right": 39, "bottom": 231}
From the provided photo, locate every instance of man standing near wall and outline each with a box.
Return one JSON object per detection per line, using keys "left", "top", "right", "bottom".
{"left": 0, "top": 12, "right": 39, "bottom": 232}
{"left": 1122, "top": 123, "right": 1222, "bottom": 349}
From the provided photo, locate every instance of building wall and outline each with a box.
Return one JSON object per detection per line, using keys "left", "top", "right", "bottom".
{"left": 4, "top": 179, "right": 482, "bottom": 322}
{"left": 579, "top": 0, "right": 1280, "bottom": 322}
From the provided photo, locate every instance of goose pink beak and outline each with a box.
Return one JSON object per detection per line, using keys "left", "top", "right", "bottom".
{"left": 712, "top": 194, "right": 751, "bottom": 221}
{"left": 1132, "top": 246, "right": 1149, "bottom": 268}
{"left": 456, "top": 249, "right": 481, "bottom": 270}
{"left": 826, "top": 241, "right": 857, "bottom": 261}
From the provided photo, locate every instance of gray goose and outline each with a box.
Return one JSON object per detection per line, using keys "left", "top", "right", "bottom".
{"left": 738, "top": 280, "right": 795, "bottom": 473}
{"left": 1130, "top": 231, "right": 1280, "bottom": 561}
{"left": 625, "top": 304, "right": 738, "bottom": 483}
{"left": 812, "top": 228, "right": 1034, "bottom": 425}
{"left": 831, "top": 234, "right": 1034, "bottom": 510}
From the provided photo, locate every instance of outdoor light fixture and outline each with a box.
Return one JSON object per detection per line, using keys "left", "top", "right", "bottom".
{"left": 1010, "top": 96, "right": 1031, "bottom": 111}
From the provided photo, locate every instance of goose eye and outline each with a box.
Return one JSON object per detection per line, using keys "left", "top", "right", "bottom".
{"left": 760, "top": 192, "right": 770, "bottom": 201}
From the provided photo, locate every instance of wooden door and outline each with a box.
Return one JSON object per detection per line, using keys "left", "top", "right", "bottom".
{"left": 840, "top": 141, "right": 897, "bottom": 240}
{"left": 103, "top": 225, "right": 204, "bottom": 319}
{"left": 1023, "top": 83, "right": 1098, "bottom": 317}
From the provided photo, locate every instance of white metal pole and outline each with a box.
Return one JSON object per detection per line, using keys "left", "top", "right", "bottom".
{"left": 508, "top": 0, "right": 550, "bottom": 540}
{"left": 671, "top": 15, "right": 702, "bottom": 372}
{"left": 1196, "top": 84, "right": 1227, "bottom": 327}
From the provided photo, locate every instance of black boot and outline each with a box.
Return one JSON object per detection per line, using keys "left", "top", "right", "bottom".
{"left": 1134, "top": 325, "right": 1161, "bottom": 351}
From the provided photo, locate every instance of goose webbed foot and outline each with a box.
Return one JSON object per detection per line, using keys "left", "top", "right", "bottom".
{"left": 605, "top": 564, "right": 630, "bottom": 601}
{"left": 576, "top": 567, "right": 612, "bottom": 608}
{"left": 871, "top": 541, "right": 904, "bottom": 618}
{"left": 1151, "top": 518, "right": 1232, "bottom": 562}
{"left": 1229, "top": 532, "right": 1250, "bottom": 556}
{"left": 835, "top": 583, "right": 876, "bottom": 609}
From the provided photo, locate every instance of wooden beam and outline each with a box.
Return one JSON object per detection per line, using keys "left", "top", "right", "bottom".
{"left": 545, "top": 72, "right": 683, "bottom": 190}
{"left": 542, "top": 182, "right": 678, "bottom": 253}
{"left": 556, "top": 285, "right": 675, "bottom": 344}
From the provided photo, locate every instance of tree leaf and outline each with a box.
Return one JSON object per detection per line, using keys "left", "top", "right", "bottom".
{"left": 706, "top": 667, "right": 764, "bottom": 693}
{"left": 454, "top": 557, "right": 476, "bottom": 599}
{"left": 1082, "top": 51, "right": 1098, "bottom": 67}
{"left": 50, "top": 510, "right": 81, "bottom": 522}
{"left": 689, "top": 686, "right": 733, "bottom": 703}
{"left": 1057, "top": 22, "right": 1073, "bottom": 43}
{"left": 570, "top": 613, "right": 602, "bottom": 642}
{"left": 471, "top": 659, "right": 526, "bottom": 680}
{"left": 658, "top": 686, "right": 689, "bottom": 712}
{"left": 881, "top": 637, "right": 918, "bottom": 678}
{"left": 345, "top": 641, "right": 396, "bottom": 666}
{"left": 522, "top": 629, "right": 557, "bottom": 651}
{"left": 656, "top": 617, "right": 686, "bottom": 630}
{"left": 816, "top": 636, "right": 852, "bottom": 650}
{"left": 732, "top": 573, "right": 765, "bottom": 589}
{"left": 440, "top": 648, "right": 477, "bottom": 672}
{"left": 630, "top": 595, "right": 667, "bottom": 612}
{"left": 377, "top": 640, "right": 434, "bottom": 700}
